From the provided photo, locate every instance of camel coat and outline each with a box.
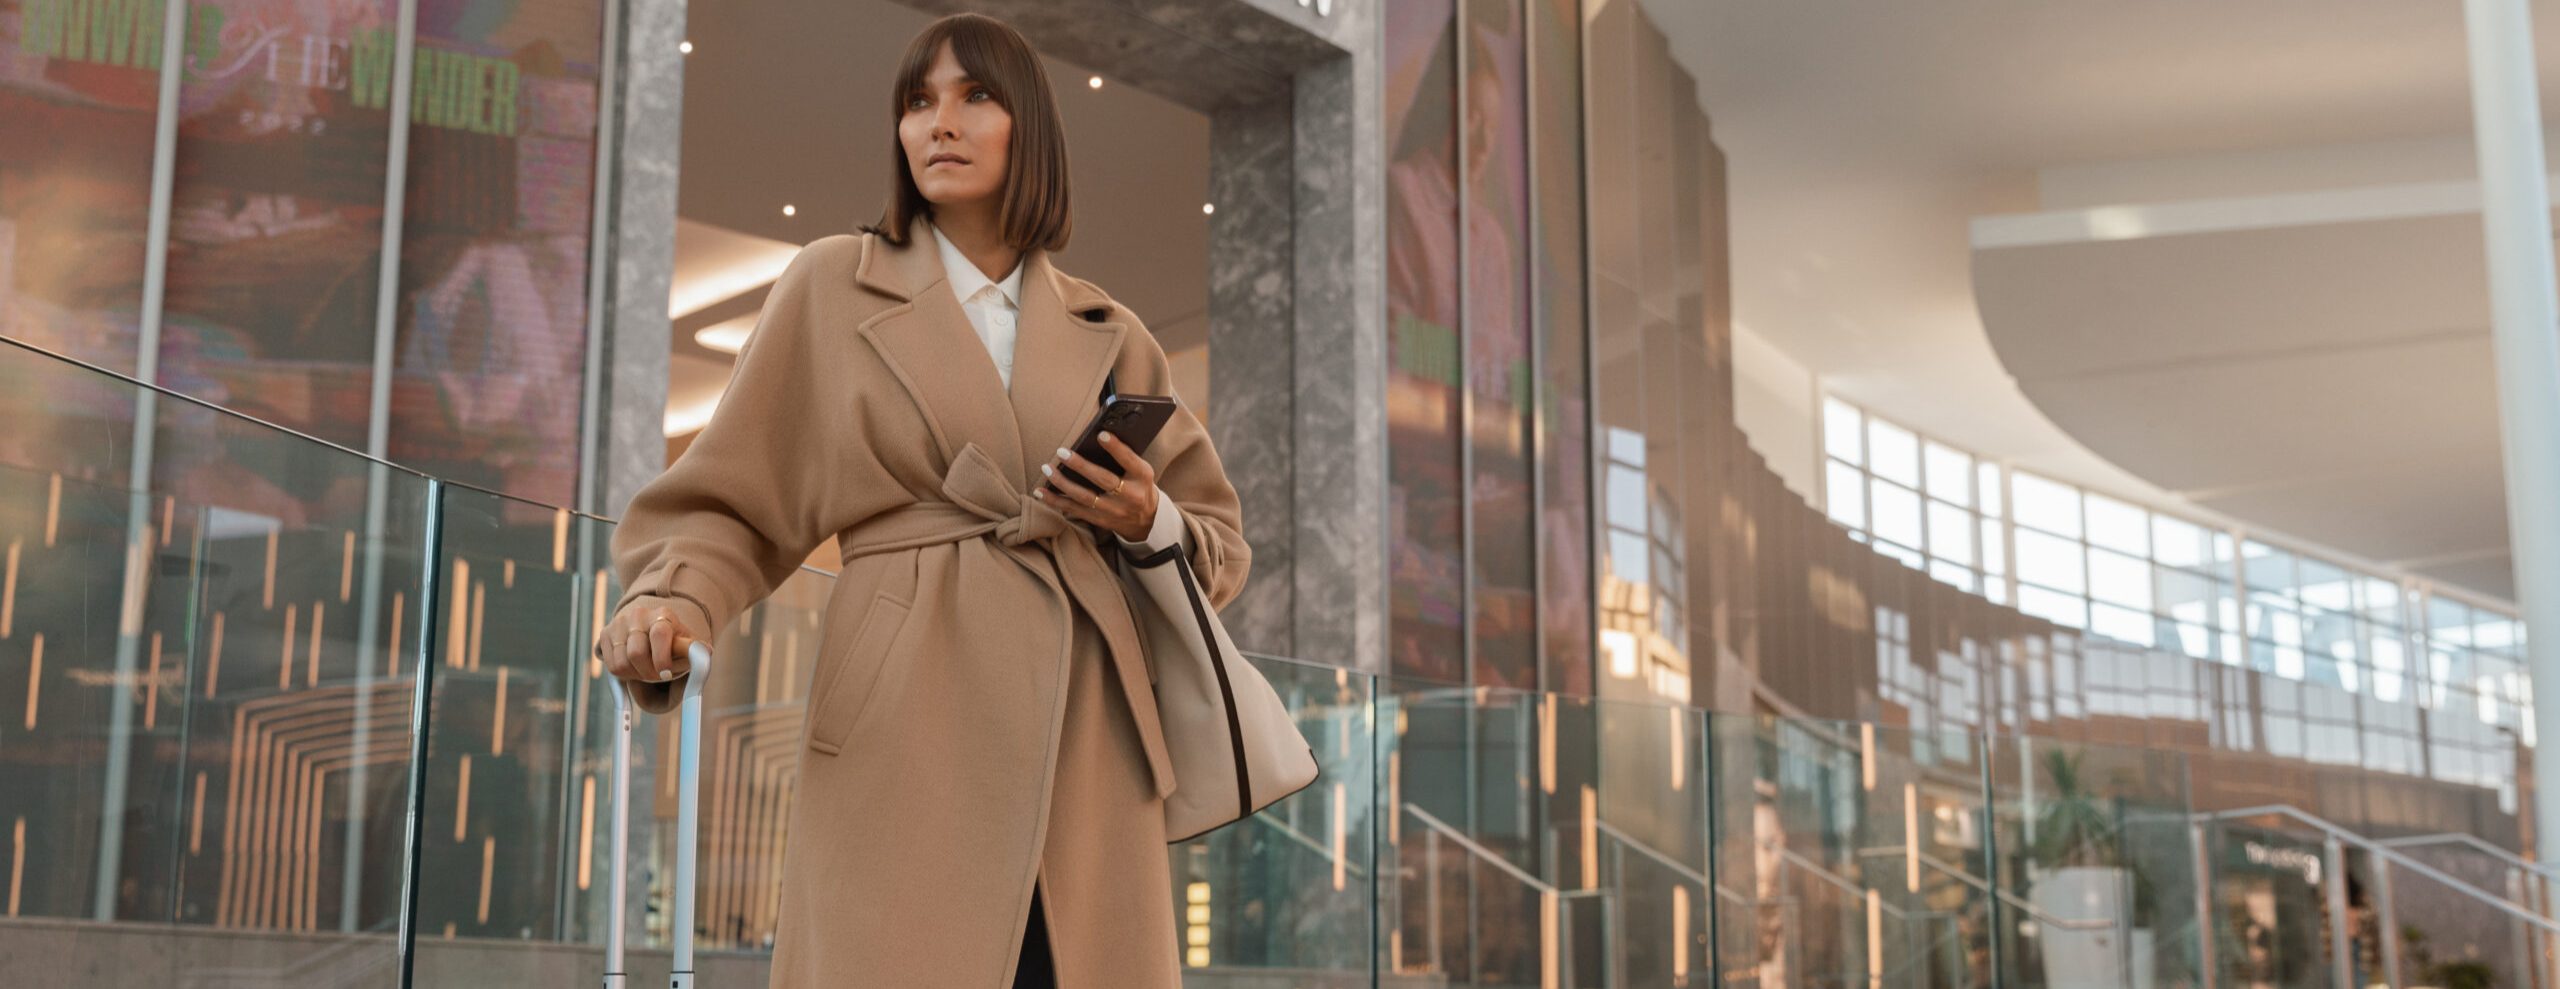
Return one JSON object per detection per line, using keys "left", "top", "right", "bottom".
{"left": 605, "top": 229, "right": 1249, "bottom": 987}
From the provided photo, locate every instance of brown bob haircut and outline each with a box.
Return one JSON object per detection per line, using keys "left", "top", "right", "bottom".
{"left": 860, "top": 14, "right": 1073, "bottom": 252}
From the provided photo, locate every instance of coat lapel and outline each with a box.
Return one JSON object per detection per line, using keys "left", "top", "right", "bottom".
{"left": 1008, "top": 250, "right": 1125, "bottom": 482}
{"left": 853, "top": 230, "right": 1028, "bottom": 486}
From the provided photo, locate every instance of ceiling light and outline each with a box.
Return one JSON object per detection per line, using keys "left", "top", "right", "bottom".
{"left": 678, "top": 40, "right": 693, "bottom": 54}
{"left": 782, "top": 204, "right": 796, "bottom": 217}
{"left": 1088, "top": 76, "right": 1103, "bottom": 89}
{"left": 694, "top": 316, "right": 755, "bottom": 355}
{"left": 1202, "top": 203, "right": 1215, "bottom": 215}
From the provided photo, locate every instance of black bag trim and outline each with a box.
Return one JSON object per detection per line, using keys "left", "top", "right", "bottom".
{"left": 1128, "top": 543, "right": 1253, "bottom": 825}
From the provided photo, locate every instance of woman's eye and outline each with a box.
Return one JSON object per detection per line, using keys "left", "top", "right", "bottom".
{"left": 967, "top": 88, "right": 991, "bottom": 102}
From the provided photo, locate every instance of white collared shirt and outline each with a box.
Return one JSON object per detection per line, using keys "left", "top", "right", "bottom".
{"left": 923, "top": 218, "right": 1185, "bottom": 554}
{"left": 927, "top": 219, "right": 1026, "bottom": 389}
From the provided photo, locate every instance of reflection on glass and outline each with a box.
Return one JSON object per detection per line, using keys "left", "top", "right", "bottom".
{"left": 1528, "top": 0, "right": 1589, "bottom": 696}
{"left": 1827, "top": 460, "right": 1866, "bottom": 530}
{"left": 388, "top": 0, "right": 604, "bottom": 505}
{"left": 1385, "top": 0, "right": 1464, "bottom": 684}
{"left": 0, "top": 0, "right": 171, "bottom": 377}
{"left": 1923, "top": 440, "right": 1971, "bottom": 505}
{"left": 1463, "top": 0, "right": 1536, "bottom": 690}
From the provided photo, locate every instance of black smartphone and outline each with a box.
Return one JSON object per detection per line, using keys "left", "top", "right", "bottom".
{"left": 1050, "top": 393, "right": 1178, "bottom": 492}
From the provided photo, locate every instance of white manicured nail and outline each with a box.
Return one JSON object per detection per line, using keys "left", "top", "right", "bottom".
{"left": 1034, "top": 489, "right": 1048, "bottom": 499}
{"left": 1099, "top": 431, "right": 1116, "bottom": 444}
{"left": 657, "top": 669, "right": 673, "bottom": 681}
{"left": 1056, "top": 447, "right": 1074, "bottom": 461}
{"left": 1040, "top": 463, "right": 1053, "bottom": 476}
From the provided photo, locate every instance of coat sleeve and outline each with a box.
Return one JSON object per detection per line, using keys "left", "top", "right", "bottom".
{"left": 603, "top": 236, "right": 855, "bottom": 712}
{"left": 1108, "top": 305, "right": 1251, "bottom": 611}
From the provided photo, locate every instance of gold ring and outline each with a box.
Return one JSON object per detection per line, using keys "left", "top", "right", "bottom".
{"left": 1109, "top": 477, "right": 1127, "bottom": 496}
{"left": 648, "top": 616, "right": 672, "bottom": 631}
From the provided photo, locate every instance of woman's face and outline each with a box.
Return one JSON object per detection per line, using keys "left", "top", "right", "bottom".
{"left": 899, "top": 41, "right": 1013, "bottom": 210}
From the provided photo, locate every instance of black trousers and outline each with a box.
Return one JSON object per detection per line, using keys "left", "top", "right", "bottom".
{"left": 1011, "top": 879, "right": 1056, "bottom": 988}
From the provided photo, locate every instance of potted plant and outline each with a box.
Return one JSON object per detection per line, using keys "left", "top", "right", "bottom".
{"left": 2028, "top": 749, "right": 2144, "bottom": 989}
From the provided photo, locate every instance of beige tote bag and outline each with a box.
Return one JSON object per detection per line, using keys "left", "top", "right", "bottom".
{"left": 1117, "top": 541, "right": 1320, "bottom": 842}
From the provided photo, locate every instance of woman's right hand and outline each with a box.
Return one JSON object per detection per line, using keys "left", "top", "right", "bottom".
{"left": 596, "top": 603, "right": 696, "bottom": 686}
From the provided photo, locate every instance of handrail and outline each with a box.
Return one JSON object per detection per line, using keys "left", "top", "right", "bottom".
{"left": 1254, "top": 813, "right": 1367, "bottom": 879}
{"left": 1402, "top": 805, "right": 1566, "bottom": 896}
{"left": 2378, "top": 832, "right": 2558, "bottom": 878}
{"left": 1774, "top": 847, "right": 1916, "bottom": 920}
{"left": 2205, "top": 805, "right": 2560, "bottom": 935}
{"left": 1593, "top": 819, "right": 1710, "bottom": 887}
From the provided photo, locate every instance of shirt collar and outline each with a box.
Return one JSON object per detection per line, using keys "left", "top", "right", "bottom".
{"left": 926, "top": 218, "right": 1023, "bottom": 308}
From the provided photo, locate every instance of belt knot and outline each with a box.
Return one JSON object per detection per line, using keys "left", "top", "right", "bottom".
{"left": 941, "top": 443, "right": 1069, "bottom": 547}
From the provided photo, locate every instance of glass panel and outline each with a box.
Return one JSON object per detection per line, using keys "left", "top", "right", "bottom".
{"left": 2083, "top": 494, "right": 2147, "bottom": 557}
{"left": 1462, "top": 0, "right": 1537, "bottom": 692}
{"left": 2243, "top": 542, "right": 2299, "bottom": 602}
{"left": 0, "top": 0, "right": 169, "bottom": 376}
{"left": 2012, "top": 472, "right": 2082, "bottom": 539}
{"left": 2297, "top": 557, "right": 2352, "bottom": 614}
{"left": 1929, "top": 559, "right": 1977, "bottom": 593}
{"left": 1989, "top": 738, "right": 2200, "bottom": 989}
{"left": 1825, "top": 397, "right": 1865, "bottom": 465}
{"left": 412, "top": 484, "right": 607, "bottom": 957}
{"left": 1978, "top": 461, "right": 2004, "bottom": 517}
{"left": 2152, "top": 514, "right": 2211, "bottom": 569}
{"left": 1869, "top": 479, "right": 1921, "bottom": 550}
{"left": 1926, "top": 500, "right": 1973, "bottom": 566}
{"left": 2089, "top": 549, "right": 2151, "bottom": 611}
{"left": 2091, "top": 602, "right": 2156, "bottom": 648}
{"left": 1186, "top": 656, "right": 1377, "bottom": 976}
{"left": 2020, "top": 585, "right": 2089, "bottom": 630}
{"left": 1826, "top": 460, "right": 1867, "bottom": 531}
{"left": 1711, "top": 716, "right": 1996, "bottom": 989}
{"left": 160, "top": 0, "right": 397, "bottom": 452}
{"left": 389, "top": 0, "right": 605, "bottom": 505}
{"left": 1866, "top": 417, "right": 1919, "bottom": 488}
{"left": 1529, "top": 0, "right": 1590, "bottom": 697}
{"left": 2015, "top": 529, "right": 2086, "bottom": 596}
{"left": 1981, "top": 516, "right": 2006, "bottom": 576}
{"left": 1386, "top": 0, "right": 1464, "bottom": 684}
{"left": 0, "top": 339, "right": 430, "bottom": 982}
{"left": 1876, "top": 540, "right": 1925, "bottom": 572}
{"left": 1380, "top": 683, "right": 1578, "bottom": 983}
{"left": 2204, "top": 821, "right": 2341, "bottom": 989}
{"left": 1923, "top": 441, "right": 1971, "bottom": 507}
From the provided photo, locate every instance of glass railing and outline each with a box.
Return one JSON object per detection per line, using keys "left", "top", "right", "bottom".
{"left": 5, "top": 335, "right": 2535, "bottom": 989}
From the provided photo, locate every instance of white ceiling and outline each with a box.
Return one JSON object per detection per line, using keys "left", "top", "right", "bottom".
{"left": 1638, "top": 0, "right": 2560, "bottom": 604}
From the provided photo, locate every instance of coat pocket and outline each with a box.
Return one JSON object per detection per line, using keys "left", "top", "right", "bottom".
{"left": 805, "top": 592, "right": 913, "bottom": 756}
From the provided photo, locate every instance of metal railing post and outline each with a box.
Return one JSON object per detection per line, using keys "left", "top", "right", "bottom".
{"left": 2195, "top": 820, "right": 2217, "bottom": 989}
{"left": 2375, "top": 857, "right": 2402, "bottom": 989}
{"left": 1427, "top": 827, "right": 1443, "bottom": 972}
{"left": 2325, "top": 834, "right": 2355, "bottom": 989}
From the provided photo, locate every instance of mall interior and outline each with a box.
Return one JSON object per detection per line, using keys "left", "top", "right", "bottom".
{"left": 4, "top": 0, "right": 2560, "bottom": 985}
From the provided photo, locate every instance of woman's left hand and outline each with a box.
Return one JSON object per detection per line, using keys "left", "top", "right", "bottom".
{"left": 1036, "top": 431, "right": 1158, "bottom": 543}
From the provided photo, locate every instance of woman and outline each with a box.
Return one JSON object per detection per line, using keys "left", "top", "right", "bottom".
{"left": 591, "top": 14, "right": 1248, "bottom": 988}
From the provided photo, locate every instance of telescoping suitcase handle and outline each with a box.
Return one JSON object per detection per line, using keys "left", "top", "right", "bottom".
{"left": 604, "top": 640, "right": 715, "bottom": 989}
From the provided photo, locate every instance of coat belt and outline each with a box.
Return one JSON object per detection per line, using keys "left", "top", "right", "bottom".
{"left": 836, "top": 443, "right": 1176, "bottom": 799}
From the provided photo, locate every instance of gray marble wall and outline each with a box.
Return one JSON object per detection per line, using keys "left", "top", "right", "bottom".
{"left": 595, "top": 0, "right": 688, "bottom": 522}
{"left": 1207, "top": 93, "right": 1299, "bottom": 656}
{"left": 1286, "top": 2, "right": 1385, "bottom": 673}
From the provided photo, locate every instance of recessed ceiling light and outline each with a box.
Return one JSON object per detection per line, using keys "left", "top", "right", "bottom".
{"left": 695, "top": 318, "right": 754, "bottom": 355}
{"left": 1088, "top": 76, "right": 1103, "bottom": 89}
{"left": 782, "top": 204, "right": 796, "bottom": 217}
{"left": 1202, "top": 203, "right": 1215, "bottom": 215}
{"left": 678, "top": 40, "right": 693, "bottom": 54}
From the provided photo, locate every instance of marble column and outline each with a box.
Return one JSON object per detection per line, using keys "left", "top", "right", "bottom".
{"left": 1207, "top": 93, "right": 1298, "bottom": 656}
{"left": 596, "top": 0, "right": 688, "bottom": 521}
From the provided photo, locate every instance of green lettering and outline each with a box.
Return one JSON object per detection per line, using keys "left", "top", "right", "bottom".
{"left": 131, "top": 0, "right": 163, "bottom": 70}
{"left": 184, "top": 4, "right": 219, "bottom": 68}
{"left": 63, "top": 0, "right": 93, "bottom": 61}
{"left": 20, "top": 0, "right": 64, "bottom": 57}
{"left": 486, "top": 60, "right": 516, "bottom": 136}
{"left": 457, "top": 54, "right": 485, "bottom": 133}
{"left": 99, "top": 0, "right": 136, "bottom": 65}
{"left": 349, "top": 29, "right": 391, "bottom": 109}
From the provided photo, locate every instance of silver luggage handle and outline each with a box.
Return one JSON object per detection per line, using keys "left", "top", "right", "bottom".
{"left": 603, "top": 640, "right": 714, "bottom": 989}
